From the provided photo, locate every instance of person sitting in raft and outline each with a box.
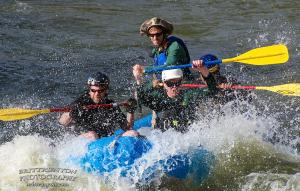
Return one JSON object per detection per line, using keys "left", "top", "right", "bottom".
{"left": 59, "top": 72, "right": 137, "bottom": 140}
{"left": 198, "top": 54, "right": 251, "bottom": 104}
{"left": 132, "top": 61, "right": 218, "bottom": 132}
{"left": 139, "top": 17, "right": 194, "bottom": 81}
{"left": 197, "top": 54, "right": 236, "bottom": 88}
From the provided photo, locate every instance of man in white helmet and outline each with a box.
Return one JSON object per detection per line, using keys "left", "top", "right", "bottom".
{"left": 161, "top": 69, "right": 184, "bottom": 98}
{"left": 132, "top": 60, "right": 217, "bottom": 132}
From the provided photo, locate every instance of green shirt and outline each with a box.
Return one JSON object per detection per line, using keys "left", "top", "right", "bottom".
{"left": 148, "top": 37, "right": 194, "bottom": 80}
{"left": 152, "top": 41, "right": 189, "bottom": 67}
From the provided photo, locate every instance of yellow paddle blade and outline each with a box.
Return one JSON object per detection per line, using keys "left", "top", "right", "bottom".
{"left": 256, "top": 83, "right": 300, "bottom": 96}
{"left": 0, "top": 108, "right": 50, "bottom": 121}
{"left": 222, "top": 44, "right": 289, "bottom": 65}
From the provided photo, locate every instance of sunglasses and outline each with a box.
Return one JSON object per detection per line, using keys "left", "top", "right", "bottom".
{"left": 164, "top": 80, "right": 182, "bottom": 88}
{"left": 90, "top": 88, "right": 107, "bottom": 93}
{"left": 147, "top": 32, "right": 163, "bottom": 38}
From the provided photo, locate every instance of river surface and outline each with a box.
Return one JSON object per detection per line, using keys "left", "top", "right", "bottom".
{"left": 0, "top": 0, "right": 299, "bottom": 191}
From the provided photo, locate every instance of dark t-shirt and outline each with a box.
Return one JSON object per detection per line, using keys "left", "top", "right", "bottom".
{"left": 69, "top": 92, "right": 126, "bottom": 138}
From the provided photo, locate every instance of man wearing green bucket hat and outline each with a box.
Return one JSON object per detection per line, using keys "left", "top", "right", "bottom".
{"left": 139, "top": 17, "right": 194, "bottom": 81}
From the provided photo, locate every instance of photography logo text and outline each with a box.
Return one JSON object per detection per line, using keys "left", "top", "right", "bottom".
{"left": 19, "top": 168, "right": 78, "bottom": 188}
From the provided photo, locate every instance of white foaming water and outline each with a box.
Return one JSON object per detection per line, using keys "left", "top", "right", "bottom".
{"left": 0, "top": 99, "right": 299, "bottom": 191}
{"left": 0, "top": 135, "right": 54, "bottom": 190}
{"left": 242, "top": 173, "right": 300, "bottom": 191}
{"left": 0, "top": 133, "right": 120, "bottom": 190}
{"left": 111, "top": 99, "right": 299, "bottom": 190}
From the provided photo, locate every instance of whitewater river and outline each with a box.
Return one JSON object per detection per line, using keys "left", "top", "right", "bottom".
{"left": 0, "top": 0, "right": 299, "bottom": 190}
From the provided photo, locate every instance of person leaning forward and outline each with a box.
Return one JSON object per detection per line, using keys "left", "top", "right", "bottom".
{"left": 59, "top": 72, "right": 136, "bottom": 140}
{"left": 132, "top": 60, "right": 218, "bottom": 132}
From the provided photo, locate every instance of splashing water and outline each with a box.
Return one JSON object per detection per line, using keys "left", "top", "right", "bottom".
{"left": 0, "top": 96, "right": 298, "bottom": 191}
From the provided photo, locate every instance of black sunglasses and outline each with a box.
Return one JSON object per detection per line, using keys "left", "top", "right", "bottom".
{"left": 147, "top": 32, "right": 163, "bottom": 38}
{"left": 164, "top": 80, "right": 182, "bottom": 88}
{"left": 90, "top": 88, "right": 107, "bottom": 93}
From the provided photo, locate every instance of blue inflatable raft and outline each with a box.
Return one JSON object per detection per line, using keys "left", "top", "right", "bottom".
{"left": 72, "top": 114, "right": 214, "bottom": 183}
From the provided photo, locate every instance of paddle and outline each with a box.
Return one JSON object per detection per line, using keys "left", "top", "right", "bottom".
{"left": 0, "top": 102, "right": 129, "bottom": 122}
{"left": 179, "top": 83, "right": 300, "bottom": 97}
{"left": 144, "top": 44, "right": 289, "bottom": 74}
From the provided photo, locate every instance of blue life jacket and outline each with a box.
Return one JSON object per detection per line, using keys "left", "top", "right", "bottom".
{"left": 153, "top": 36, "right": 192, "bottom": 80}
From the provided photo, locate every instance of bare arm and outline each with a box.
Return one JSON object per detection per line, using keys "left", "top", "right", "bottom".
{"left": 126, "top": 112, "right": 135, "bottom": 130}
{"left": 133, "top": 64, "right": 144, "bottom": 85}
{"left": 192, "top": 59, "right": 210, "bottom": 77}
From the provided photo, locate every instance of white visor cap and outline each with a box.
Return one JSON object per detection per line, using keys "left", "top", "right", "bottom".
{"left": 161, "top": 69, "right": 183, "bottom": 82}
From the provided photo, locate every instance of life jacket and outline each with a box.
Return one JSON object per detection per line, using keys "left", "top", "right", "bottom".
{"left": 153, "top": 94, "right": 195, "bottom": 132}
{"left": 153, "top": 36, "right": 192, "bottom": 80}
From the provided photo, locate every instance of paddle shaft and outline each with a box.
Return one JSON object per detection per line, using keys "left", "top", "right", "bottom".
{"left": 49, "top": 102, "right": 129, "bottom": 113}
{"left": 158, "top": 83, "right": 256, "bottom": 90}
{"left": 180, "top": 84, "right": 256, "bottom": 90}
{"left": 144, "top": 59, "right": 222, "bottom": 74}
{"left": 159, "top": 82, "right": 299, "bottom": 97}
{"left": 0, "top": 102, "right": 130, "bottom": 122}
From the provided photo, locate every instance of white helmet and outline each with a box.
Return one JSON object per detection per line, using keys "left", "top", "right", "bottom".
{"left": 161, "top": 69, "right": 183, "bottom": 82}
